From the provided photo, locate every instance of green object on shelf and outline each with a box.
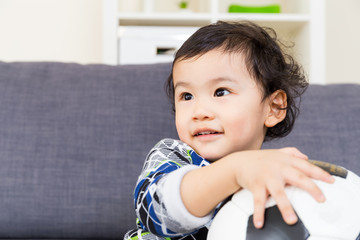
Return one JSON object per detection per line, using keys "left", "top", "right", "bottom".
{"left": 179, "top": 1, "right": 188, "bottom": 9}
{"left": 228, "top": 4, "right": 281, "bottom": 13}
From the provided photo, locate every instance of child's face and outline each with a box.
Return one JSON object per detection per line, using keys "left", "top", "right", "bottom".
{"left": 173, "top": 49, "right": 271, "bottom": 161}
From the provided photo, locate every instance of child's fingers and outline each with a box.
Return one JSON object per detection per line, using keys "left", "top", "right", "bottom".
{"left": 285, "top": 169, "right": 326, "bottom": 203}
{"left": 252, "top": 188, "right": 267, "bottom": 229}
{"left": 279, "top": 147, "right": 308, "bottom": 160}
{"left": 267, "top": 181, "right": 298, "bottom": 225}
{"left": 291, "top": 158, "right": 335, "bottom": 184}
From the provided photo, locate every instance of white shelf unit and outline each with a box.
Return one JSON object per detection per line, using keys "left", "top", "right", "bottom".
{"left": 102, "top": 0, "right": 325, "bottom": 84}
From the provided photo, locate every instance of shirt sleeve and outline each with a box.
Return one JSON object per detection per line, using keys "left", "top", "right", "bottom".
{"left": 133, "top": 138, "right": 214, "bottom": 237}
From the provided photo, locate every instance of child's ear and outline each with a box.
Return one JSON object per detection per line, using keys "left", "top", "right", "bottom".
{"left": 265, "top": 90, "right": 287, "bottom": 127}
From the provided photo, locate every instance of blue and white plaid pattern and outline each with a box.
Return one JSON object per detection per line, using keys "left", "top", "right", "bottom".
{"left": 125, "top": 138, "right": 211, "bottom": 239}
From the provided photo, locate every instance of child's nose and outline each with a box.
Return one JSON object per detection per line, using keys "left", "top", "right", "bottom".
{"left": 192, "top": 101, "right": 215, "bottom": 121}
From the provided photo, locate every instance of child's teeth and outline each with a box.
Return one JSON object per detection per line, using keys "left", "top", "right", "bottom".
{"left": 199, "top": 131, "right": 215, "bottom": 135}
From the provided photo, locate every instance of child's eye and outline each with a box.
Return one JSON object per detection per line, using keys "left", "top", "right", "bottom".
{"left": 181, "top": 92, "right": 193, "bottom": 101}
{"left": 214, "top": 88, "right": 230, "bottom": 97}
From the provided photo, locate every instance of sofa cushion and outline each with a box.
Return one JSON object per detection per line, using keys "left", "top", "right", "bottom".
{"left": 263, "top": 84, "right": 360, "bottom": 176}
{"left": 0, "top": 61, "right": 177, "bottom": 239}
{"left": 0, "top": 60, "right": 359, "bottom": 239}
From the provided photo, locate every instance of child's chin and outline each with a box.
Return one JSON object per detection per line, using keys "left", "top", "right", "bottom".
{"left": 200, "top": 152, "right": 224, "bottom": 162}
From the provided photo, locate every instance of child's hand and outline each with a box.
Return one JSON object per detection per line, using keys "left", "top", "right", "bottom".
{"left": 227, "top": 148, "right": 335, "bottom": 229}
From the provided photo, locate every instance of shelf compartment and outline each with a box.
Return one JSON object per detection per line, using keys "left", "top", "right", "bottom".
{"left": 118, "top": 13, "right": 212, "bottom": 26}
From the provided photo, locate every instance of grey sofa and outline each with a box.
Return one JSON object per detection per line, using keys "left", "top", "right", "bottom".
{"left": 0, "top": 61, "right": 359, "bottom": 239}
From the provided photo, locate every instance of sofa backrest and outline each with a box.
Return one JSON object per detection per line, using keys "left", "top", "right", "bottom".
{"left": 0, "top": 61, "right": 359, "bottom": 239}
{"left": 0, "top": 61, "right": 177, "bottom": 239}
{"left": 263, "top": 84, "right": 360, "bottom": 176}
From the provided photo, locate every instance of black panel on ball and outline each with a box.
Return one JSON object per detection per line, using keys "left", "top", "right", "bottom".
{"left": 246, "top": 206, "right": 310, "bottom": 240}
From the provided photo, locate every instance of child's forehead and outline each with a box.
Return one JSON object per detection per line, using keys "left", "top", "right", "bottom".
{"left": 173, "top": 49, "right": 261, "bottom": 90}
{"left": 176, "top": 48, "right": 246, "bottom": 64}
{"left": 173, "top": 49, "right": 250, "bottom": 80}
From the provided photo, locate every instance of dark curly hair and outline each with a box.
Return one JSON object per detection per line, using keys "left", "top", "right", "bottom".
{"left": 165, "top": 21, "right": 308, "bottom": 141}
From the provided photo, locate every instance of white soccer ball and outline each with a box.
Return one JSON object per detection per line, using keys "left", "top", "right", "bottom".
{"left": 208, "top": 161, "right": 360, "bottom": 240}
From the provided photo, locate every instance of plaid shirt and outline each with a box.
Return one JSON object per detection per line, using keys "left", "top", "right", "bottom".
{"left": 124, "top": 138, "right": 213, "bottom": 240}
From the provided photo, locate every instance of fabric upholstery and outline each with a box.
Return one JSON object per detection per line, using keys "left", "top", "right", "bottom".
{"left": 0, "top": 61, "right": 358, "bottom": 239}
{"left": 263, "top": 84, "right": 360, "bottom": 175}
{"left": 0, "top": 61, "right": 177, "bottom": 239}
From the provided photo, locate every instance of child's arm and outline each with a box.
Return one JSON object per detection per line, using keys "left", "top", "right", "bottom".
{"left": 134, "top": 139, "right": 214, "bottom": 237}
{"left": 180, "top": 147, "right": 335, "bottom": 229}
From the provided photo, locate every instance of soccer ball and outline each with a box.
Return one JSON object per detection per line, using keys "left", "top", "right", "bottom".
{"left": 207, "top": 161, "right": 360, "bottom": 240}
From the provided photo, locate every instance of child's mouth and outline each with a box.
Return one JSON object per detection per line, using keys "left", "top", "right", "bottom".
{"left": 194, "top": 131, "right": 221, "bottom": 136}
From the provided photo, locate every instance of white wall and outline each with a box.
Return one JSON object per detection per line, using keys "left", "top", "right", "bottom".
{"left": 0, "top": 0, "right": 359, "bottom": 83}
{"left": 0, "top": 0, "right": 102, "bottom": 64}
{"left": 326, "top": 0, "right": 360, "bottom": 84}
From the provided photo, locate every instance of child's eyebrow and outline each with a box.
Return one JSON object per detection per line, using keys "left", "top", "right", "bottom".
{"left": 210, "top": 77, "right": 237, "bottom": 85}
{"left": 174, "top": 77, "right": 237, "bottom": 91}
{"left": 173, "top": 81, "right": 189, "bottom": 91}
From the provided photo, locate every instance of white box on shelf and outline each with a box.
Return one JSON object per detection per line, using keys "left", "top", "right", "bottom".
{"left": 118, "top": 26, "right": 199, "bottom": 65}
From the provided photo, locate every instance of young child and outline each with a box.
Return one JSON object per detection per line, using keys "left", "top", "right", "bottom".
{"left": 124, "top": 21, "right": 334, "bottom": 240}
